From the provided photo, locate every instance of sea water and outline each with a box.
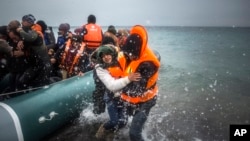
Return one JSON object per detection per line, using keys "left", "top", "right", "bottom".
{"left": 44, "top": 26, "right": 250, "bottom": 141}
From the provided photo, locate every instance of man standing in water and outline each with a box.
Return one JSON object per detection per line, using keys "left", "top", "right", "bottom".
{"left": 120, "top": 25, "right": 160, "bottom": 141}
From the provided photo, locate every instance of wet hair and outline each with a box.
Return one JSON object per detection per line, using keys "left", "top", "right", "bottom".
{"left": 7, "top": 20, "right": 21, "bottom": 32}
{"left": 87, "top": 14, "right": 96, "bottom": 23}
{"left": 101, "top": 36, "right": 115, "bottom": 45}
{"left": 36, "top": 20, "right": 48, "bottom": 33}
{"left": 107, "top": 25, "right": 116, "bottom": 35}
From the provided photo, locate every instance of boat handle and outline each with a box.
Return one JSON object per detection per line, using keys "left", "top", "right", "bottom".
{"left": 38, "top": 111, "right": 59, "bottom": 123}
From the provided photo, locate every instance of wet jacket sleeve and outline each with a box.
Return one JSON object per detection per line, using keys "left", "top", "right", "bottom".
{"left": 19, "top": 29, "right": 38, "bottom": 42}
{"left": 95, "top": 65, "right": 131, "bottom": 92}
{"left": 0, "top": 39, "right": 12, "bottom": 57}
{"left": 78, "top": 53, "right": 90, "bottom": 73}
{"left": 122, "top": 61, "right": 158, "bottom": 95}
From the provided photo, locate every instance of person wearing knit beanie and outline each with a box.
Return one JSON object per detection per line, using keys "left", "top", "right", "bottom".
{"left": 22, "top": 14, "right": 36, "bottom": 24}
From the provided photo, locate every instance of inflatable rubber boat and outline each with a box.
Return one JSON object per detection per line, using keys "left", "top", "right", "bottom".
{"left": 0, "top": 70, "right": 95, "bottom": 141}
{"left": 0, "top": 49, "right": 161, "bottom": 141}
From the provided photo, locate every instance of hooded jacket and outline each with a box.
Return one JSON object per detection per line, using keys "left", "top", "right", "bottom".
{"left": 120, "top": 25, "right": 160, "bottom": 104}
{"left": 94, "top": 45, "right": 130, "bottom": 93}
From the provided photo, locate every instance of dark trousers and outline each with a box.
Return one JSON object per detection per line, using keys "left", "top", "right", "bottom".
{"left": 19, "top": 63, "right": 51, "bottom": 88}
{"left": 129, "top": 97, "right": 157, "bottom": 141}
{"left": 104, "top": 98, "right": 128, "bottom": 131}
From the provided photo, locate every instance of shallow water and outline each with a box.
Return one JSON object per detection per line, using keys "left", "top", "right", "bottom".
{"left": 43, "top": 26, "right": 250, "bottom": 141}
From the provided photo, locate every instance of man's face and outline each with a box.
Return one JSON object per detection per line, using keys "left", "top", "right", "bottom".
{"left": 8, "top": 31, "right": 20, "bottom": 43}
{"left": 124, "top": 52, "right": 138, "bottom": 61}
{"left": 21, "top": 20, "right": 32, "bottom": 27}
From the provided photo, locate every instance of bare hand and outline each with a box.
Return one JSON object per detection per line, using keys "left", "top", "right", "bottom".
{"left": 50, "top": 58, "right": 56, "bottom": 64}
{"left": 13, "top": 50, "right": 24, "bottom": 57}
{"left": 16, "top": 27, "right": 22, "bottom": 33}
{"left": 78, "top": 71, "right": 84, "bottom": 76}
{"left": 128, "top": 72, "right": 141, "bottom": 81}
{"left": 17, "top": 41, "right": 24, "bottom": 50}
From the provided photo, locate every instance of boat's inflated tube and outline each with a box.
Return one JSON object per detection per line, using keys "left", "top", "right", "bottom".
{"left": 0, "top": 71, "right": 95, "bottom": 141}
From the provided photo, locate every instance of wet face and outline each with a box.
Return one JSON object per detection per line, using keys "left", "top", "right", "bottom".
{"left": 58, "top": 30, "right": 66, "bottom": 36}
{"left": 8, "top": 31, "right": 20, "bottom": 43}
{"left": 21, "top": 20, "right": 32, "bottom": 27}
{"left": 101, "top": 54, "right": 112, "bottom": 64}
{"left": 124, "top": 52, "right": 138, "bottom": 61}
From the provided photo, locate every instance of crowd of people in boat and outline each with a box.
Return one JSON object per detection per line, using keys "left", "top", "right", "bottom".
{"left": 0, "top": 14, "right": 161, "bottom": 141}
{"left": 0, "top": 14, "right": 129, "bottom": 98}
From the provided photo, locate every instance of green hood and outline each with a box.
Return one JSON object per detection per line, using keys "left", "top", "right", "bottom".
{"left": 96, "top": 45, "right": 118, "bottom": 68}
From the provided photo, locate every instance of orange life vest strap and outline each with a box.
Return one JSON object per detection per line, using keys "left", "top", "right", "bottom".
{"left": 121, "top": 86, "right": 158, "bottom": 104}
{"left": 68, "top": 42, "right": 86, "bottom": 74}
{"left": 84, "top": 40, "right": 102, "bottom": 48}
{"left": 60, "top": 39, "right": 71, "bottom": 66}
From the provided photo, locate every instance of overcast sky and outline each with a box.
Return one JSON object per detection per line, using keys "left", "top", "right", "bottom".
{"left": 1, "top": 0, "right": 250, "bottom": 27}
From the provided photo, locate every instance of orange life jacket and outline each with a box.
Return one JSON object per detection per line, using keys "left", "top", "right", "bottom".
{"left": 120, "top": 47, "right": 160, "bottom": 104}
{"left": 83, "top": 23, "right": 102, "bottom": 49}
{"left": 107, "top": 52, "right": 126, "bottom": 78}
{"left": 120, "top": 25, "right": 160, "bottom": 104}
{"left": 32, "top": 24, "right": 44, "bottom": 39}
{"left": 60, "top": 38, "right": 71, "bottom": 66}
{"left": 60, "top": 38, "right": 86, "bottom": 75}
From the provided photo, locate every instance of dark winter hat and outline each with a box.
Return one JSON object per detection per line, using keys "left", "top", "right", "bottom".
{"left": 22, "top": 14, "right": 36, "bottom": 24}
{"left": 65, "top": 23, "right": 70, "bottom": 30}
{"left": 96, "top": 45, "right": 118, "bottom": 65}
{"left": 87, "top": 14, "right": 96, "bottom": 23}
{"left": 97, "top": 46, "right": 115, "bottom": 58}
{"left": 36, "top": 20, "right": 47, "bottom": 32}
{"left": 121, "top": 33, "right": 142, "bottom": 58}
{"left": 107, "top": 25, "right": 117, "bottom": 35}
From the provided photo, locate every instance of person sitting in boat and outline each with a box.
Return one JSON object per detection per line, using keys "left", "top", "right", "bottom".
{"left": 0, "top": 25, "right": 10, "bottom": 81}
{"left": 0, "top": 21, "right": 30, "bottom": 96}
{"left": 92, "top": 38, "right": 141, "bottom": 140}
{"left": 57, "top": 35, "right": 90, "bottom": 79}
{"left": 0, "top": 39, "right": 13, "bottom": 97}
{"left": 7, "top": 16, "right": 51, "bottom": 92}
{"left": 36, "top": 20, "right": 56, "bottom": 51}
{"left": 116, "top": 28, "right": 129, "bottom": 48}
{"left": 51, "top": 23, "right": 71, "bottom": 78}
{"left": 0, "top": 38, "right": 14, "bottom": 96}
{"left": 78, "top": 14, "right": 103, "bottom": 55}
{"left": 55, "top": 23, "right": 71, "bottom": 52}
{"left": 103, "top": 25, "right": 119, "bottom": 47}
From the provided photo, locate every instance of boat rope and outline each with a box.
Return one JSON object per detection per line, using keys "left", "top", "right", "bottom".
{"left": 0, "top": 85, "right": 48, "bottom": 97}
